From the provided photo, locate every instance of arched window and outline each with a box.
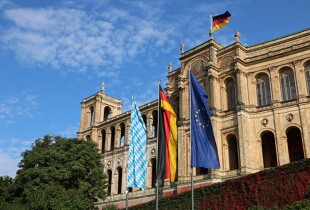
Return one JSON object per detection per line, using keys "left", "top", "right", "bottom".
{"left": 256, "top": 74, "right": 271, "bottom": 106}
{"left": 110, "top": 126, "right": 115, "bottom": 150}
{"left": 280, "top": 68, "right": 296, "bottom": 101}
{"left": 305, "top": 62, "right": 310, "bottom": 95}
{"left": 196, "top": 167, "right": 208, "bottom": 176}
{"left": 90, "top": 106, "right": 94, "bottom": 126}
{"left": 104, "top": 106, "right": 111, "bottom": 121}
{"left": 101, "top": 129, "right": 106, "bottom": 154}
{"left": 261, "top": 131, "right": 277, "bottom": 168}
{"left": 117, "top": 167, "right": 122, "bottom": 194}
{"left": 120, "top": 123, "right": 125, "bottom": 147}
{"left": 142, "top": 114, "right": 147, "bottom": 129}
{"left": 174, "top": 97, "right": 179, "bottom": 120}
{"left": 151, "top": 158, "right": 156, "bottom": 188}
{"left": 107, "top": 170, "right": 112, "bottom": 195}
{"left": 286, "top": 127, "right": 304, "bottom": 162}
{"left": 226, "top": 79, "right": 236, "bottom": 109}
{"left": 227, "top": 134, "right": 239, "bottom": 170}
{"left": 86, "top": 135, "right": 91, "bottom": 141}
{"left": 152, "top": 110, "right": 158, "bottom": 137}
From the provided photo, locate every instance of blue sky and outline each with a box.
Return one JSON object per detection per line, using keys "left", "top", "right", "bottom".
{"left": 1, "top": 0, "right": 310, "bottom": 177}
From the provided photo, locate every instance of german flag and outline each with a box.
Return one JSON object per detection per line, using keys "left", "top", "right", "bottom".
{"left": 212, "top": 11, "right": 231, "bottom": 32}
{"left": 157, "top": 85, "right": 177, "bottom": 182}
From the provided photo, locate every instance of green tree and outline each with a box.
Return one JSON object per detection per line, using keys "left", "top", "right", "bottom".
{"left": 0, "top": 176, "right": 14, "bottom": 203}
{"left": 12, "top": 135, "right": 107, "bottom": 210}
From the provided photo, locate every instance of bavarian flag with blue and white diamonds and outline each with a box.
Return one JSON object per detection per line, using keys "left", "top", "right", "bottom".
{"left": 127, "top": 93, "right": 147, "bottom": 190}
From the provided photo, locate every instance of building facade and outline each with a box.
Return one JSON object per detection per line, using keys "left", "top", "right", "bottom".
{"left": 77, "top": 29, "right": 310, "bottom": 206}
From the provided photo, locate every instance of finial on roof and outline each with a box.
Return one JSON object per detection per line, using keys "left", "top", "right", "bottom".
{"left": 235, "top": 30, "right": 240, "bottom": 42}
{"left": 168, "top": 61, "right": 172, "bottom": 72}
{"left": 101, "top": 81, "right": 105, "bottom": 94}
{"left": 209, "top": 30, "right": 213, "bottom": 39}
{"left": 180, "top": 42, "right": 184, "bottom": 53}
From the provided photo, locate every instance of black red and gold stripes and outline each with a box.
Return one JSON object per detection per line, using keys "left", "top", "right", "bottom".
{"left": 157, "top": 85, "right": 177, "bottom": 182}
{"left": 212, "top": 11, "right": 231, "bottom": 32}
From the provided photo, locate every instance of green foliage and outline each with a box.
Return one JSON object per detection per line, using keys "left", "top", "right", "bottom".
{"left": 102, "top": 203, "right": 120, "bottom": 210}
{"left": 284, "top": 198, "right": 310, "bottom": 209}
{"left": 9, "top": 135, "right": 107, "bottom": 210}
{"left": 248, "top": 205, "right": 265, "bottom": 210}
{"left": 0, "top": 176, "right": 14, "bottom": 203}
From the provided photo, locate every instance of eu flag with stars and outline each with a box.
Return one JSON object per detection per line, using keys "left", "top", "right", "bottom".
{"left": 190, "top": 71, "right": 220, "bottom": 169}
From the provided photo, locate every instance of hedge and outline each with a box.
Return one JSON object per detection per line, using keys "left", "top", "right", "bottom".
{"left": 128, "top": 158, "right": 310, "bottom": 210}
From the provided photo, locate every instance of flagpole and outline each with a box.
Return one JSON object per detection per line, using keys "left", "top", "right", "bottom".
{"left": 125, "top": 190, "right": 128, "bottom": 210}
{"left": 210, "top": 14, "right": 213, "bottom": 39}
{"left": 127, "top": 91, "right": 134, "bottom": 210}
{"left": 156, "top": 80, "right": 161, "bottom": 210}
{"left": 189, "top": 67, "right": 194, "bottom": 210}
{"left": 191, "top": 167, "right": 194, "bottom": 210}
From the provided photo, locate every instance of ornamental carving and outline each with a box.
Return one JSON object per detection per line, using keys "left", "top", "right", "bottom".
{"left": 151, "top": 148, "right": 156, "bottom": 155}
{"left": 191, "top": 60, "right": 207, "bottom": 75}
{"left": 220, "top": 56, "right": 233, "bottom": 68}
{"left": 286, "top": 114, "right": 294, "bottom": 122}
{"left": 261, "top": 118, "right": 268, "bottom": 126}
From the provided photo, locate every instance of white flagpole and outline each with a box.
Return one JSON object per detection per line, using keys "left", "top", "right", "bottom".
{"left": 156, "top": 80, "right": 161, "bottom": 210}
{"left": 210, "top": 14, "right": 213, "bottom": 32}
{"left": 210, "top": 14, "right": 213, "bottom": 39}
{"left": 189, "top": 67, "right": 194, "bottom": 210}
{"left": 125, "top": 190, "right": 128, "bottom": 210}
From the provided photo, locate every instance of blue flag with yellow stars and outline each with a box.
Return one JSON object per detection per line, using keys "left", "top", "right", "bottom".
{"left": 190, "top": 70, "right": 220, "bottom": 169}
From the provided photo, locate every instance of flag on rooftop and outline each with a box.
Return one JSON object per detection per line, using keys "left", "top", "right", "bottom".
{"left": 190, "top": 70, "right": 220, "bottom": 169}
{"left": 127, "top": 93, "right": 147, "bottom": 190}
{"left": 157, "top": 84, "right": 178, "bottom": 182}
{"left": 211, "top": 11, "right": 231, "bottom": 32}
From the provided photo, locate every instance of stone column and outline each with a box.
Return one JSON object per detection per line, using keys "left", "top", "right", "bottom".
{"left": 207, "top": 75, "right": 216, "bottom": 109}
{"left": 293, "top": 60, "right": 307, "bottom": 97}
{"left": 125, "top": 120, "right": 130, "bottom": 146}
{"left": 222, "top": 142, "right": 228, "bottom": 170}
{"left": 106, "top": 130, "right": 111, "bottom": 151}
{"left": 91, "top": 127, "right": 98, "bottom": 144}
{"left": 235, "top": 68, "right": 246, "bottom": 106}
{"left": 115, "top": 125, "right": 121, "bottom": 148}
{"left": 148, "top": 112, "right": 153, "bottom": 138}
{"left": 292, "top": 61, "right": 310, "bottom": 158}
{"left": 177, "top": 129, "right": 190, "bottom": 183}
{"left": 146, "top": 161, "right": 152, "bottom": 189}
{"left": 95, "top": 96, "right": 101, "bottom": 124}
{"left": 113, "top": 171, "right": 118, "bottom": 195}
{"left": 79, "top": 103, "right": 86, "bottom": 131}
{"left": 212, "top": 76, "right": 221, "bottom": 110}
{"left": 300, "top": 108, "right": 310, "bottom": 158}
{"left": 269, "top": 66, "right": 281, "bottom": 103}
{"left": 220, "top": 82, "right": 227, "bottom": 110}
{"left": 256, "top": 138, "right": 264, "bottom": 169}
{"left": 236, "top": 113, "right": 247, "bottom": 174}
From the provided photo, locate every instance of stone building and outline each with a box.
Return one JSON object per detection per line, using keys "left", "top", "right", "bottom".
{"left": 77, "top": 28, "right": 310, "bottom": 207}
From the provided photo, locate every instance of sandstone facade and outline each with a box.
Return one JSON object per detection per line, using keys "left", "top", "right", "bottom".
{"left": 77, "top": 29, "right": 310, "bottom": 205}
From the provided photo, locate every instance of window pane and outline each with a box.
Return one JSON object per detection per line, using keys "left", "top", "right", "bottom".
{"left": 256, "top": 74, "right": 271, "bottom": 106}
{"left": 305, "top": 64, "right": 310, "bottom": 95}
{"left": 226, "top": 79, "right": 236, "bottom": 109}
{"left": 280, "top": 69, "right": 296, "bottom": 101}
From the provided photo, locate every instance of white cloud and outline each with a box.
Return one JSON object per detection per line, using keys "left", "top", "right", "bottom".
{"left": 0, "top": 151, "right": 19, "bottom": 177}
{"left": 0, "top": 1, "right": 235, "bottom": 77}
{"left": 0, "top": 3, "right": 179, "bottom": 73}
{"left": 57, "top": 124, "right": 79, "bottom": 138}
{"left": 0, "top": 137, "right": 33, "bottom": 177}
{"left": 0, "top": 93, "right": 38, "bottom": 123}
{"left": 0, "top": 0, "right": 12, "bottom": 10}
